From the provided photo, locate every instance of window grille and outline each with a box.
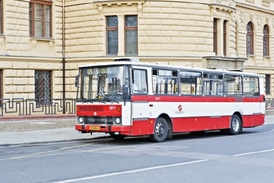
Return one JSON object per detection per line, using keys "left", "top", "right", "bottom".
{"left": 35, "top": 70, "right": 52, "bottom": 105}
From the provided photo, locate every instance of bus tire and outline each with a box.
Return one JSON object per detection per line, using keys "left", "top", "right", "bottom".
{"left": 226, "top": 114, "right": 242, "bottom": 135}
{"left": 109, "top": 133, "right": 126, "bottom": 140}
{"left": 149, "top": 117, "right": 169, "bottom": 142}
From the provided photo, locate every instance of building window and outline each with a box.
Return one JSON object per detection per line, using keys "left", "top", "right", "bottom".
{"left": 29, "top": 0, "right": 52, "bottom": 38}
{"left": 246, "top": 22, "right": 254, "bottom": 55}
{"left": 35, "top": 70, "right": 52, "bottom": 105}
{"left": 125, "top": 15, "right": 138, "bottom": 55}
{"left": 0, "top": 0, "right": 3, "bottom": 34}
{"left": 263, "top": 25, "right": 270, "bottom": 57}
{"left": 213, "top": 18, "right": 218, "bottom": 55}
{"left": 106, "top": 16, "right": 118, "bottom": 55}
{"left": 0, "top": 69, "right": 3, "bottom": 106}
{"left": 265, "top": 74, "right": 271, "bottom": 95}
{"left": 223, "top": 20, "right": 227, "bottom": 56}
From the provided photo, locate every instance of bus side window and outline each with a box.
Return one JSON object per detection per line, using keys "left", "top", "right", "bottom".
{"left": 132, "top": 69, "right": 148, "bottom": 94}
{"left": 153, "top": 69, "right": 178, "bottom": 95}
{"left": 224, "top": 75, "right": 243, "bottom": 96}
{"left": 179, "top": 70, "right": 202, "bottom": 95}
{"left": 243, "top": 76, "right": 259, "bottom": 97}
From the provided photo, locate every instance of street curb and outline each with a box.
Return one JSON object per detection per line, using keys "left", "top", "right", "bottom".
{"left": 0, "top": 136, "right": 111, "bottom": 147}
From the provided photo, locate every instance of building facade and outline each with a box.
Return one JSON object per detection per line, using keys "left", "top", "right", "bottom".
{"left": 0, "top": 0, "right": 274, "bottom": 116}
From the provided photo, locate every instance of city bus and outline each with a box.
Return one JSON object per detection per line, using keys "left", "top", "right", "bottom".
{"left": 74, "top": 57, "right": 265, "bottom": 142}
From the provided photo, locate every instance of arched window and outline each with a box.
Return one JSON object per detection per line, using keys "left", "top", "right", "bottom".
{"left": 246, "top": 22, "right": 254, "bottom": 55}
{"left": 263, "top": 25, "right": 270, "bottom": 57}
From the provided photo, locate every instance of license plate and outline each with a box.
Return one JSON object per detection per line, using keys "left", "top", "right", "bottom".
{"left": 90, "top": 126, "right": 100, "bottom": 130}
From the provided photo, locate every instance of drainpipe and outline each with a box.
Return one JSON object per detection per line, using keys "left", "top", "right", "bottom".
{"left": 62, "top": 0, "right": 66, "bottom": 114}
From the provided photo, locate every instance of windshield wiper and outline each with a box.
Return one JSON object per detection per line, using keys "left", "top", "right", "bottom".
{"left": 105, "top": 91, "right": 122, "bottom": 104}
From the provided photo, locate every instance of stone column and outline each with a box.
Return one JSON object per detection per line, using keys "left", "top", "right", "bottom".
{"left": 218, "top": 19, "right": 224, "bottom": 56}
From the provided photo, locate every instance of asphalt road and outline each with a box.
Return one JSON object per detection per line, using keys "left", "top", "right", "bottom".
{"left": 0, "top": 123, "right": 274, "bottom": 183}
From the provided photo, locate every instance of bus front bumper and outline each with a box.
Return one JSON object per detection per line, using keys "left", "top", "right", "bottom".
{"left": 75, "top": 124, "right": 131, "bottom": 133}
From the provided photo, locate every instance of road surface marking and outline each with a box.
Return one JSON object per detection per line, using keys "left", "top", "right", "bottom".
{"left": 234, "top": 148, "right": 274, "bottom": 157}
{"left": 54, "top": 159, "right": 208, "bottom": 183}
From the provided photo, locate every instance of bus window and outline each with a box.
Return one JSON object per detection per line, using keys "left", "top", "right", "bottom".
{"left": 224, "top": 75, "right": 243, "bottom": 96}
{"left": 132, "top": 69, "right": 148, "bottom": 94}
{"left": 153, "top": 69, "right": 178, "bottom": 95}
{"left": 203, "top": 73, "right": 223, "bottom": 96}
{"left": 179, "top": 71, "right": 202, "bottom": 95}
{"left": 244, "top": 76, "right": 259, "bottom": 96}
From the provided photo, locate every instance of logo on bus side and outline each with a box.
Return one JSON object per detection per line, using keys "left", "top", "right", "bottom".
{"left": 175, "top": 105, "right": 185, "bottom": 114}
{"left": 178, "top": 105, "right": 182, "bottom": 112}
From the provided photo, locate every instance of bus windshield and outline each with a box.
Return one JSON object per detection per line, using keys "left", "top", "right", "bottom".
{"left": 76, "top": 66, "right": 128, "bottom": 102}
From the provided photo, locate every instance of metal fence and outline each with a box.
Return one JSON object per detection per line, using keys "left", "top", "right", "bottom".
{"left": 266, "top": 98, "right": 274, "bottom": 109}
{"left": 0, "top": 97, "right": 273, "bottom": 117}
{"left": 0, "top": 98, "right": 75, "bottom": 116}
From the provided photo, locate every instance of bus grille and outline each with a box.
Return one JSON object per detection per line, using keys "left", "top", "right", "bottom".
{"left": 85, "top": 117, "right": 113, "bottom": 125}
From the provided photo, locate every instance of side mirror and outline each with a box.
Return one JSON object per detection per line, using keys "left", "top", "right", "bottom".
{"left": 75, "top": 75, "right": 79, "bottom": 87}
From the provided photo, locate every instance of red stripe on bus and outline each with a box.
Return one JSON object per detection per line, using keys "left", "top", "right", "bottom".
{"left": 76, "top": 104, "right": 122, "bottom": 116}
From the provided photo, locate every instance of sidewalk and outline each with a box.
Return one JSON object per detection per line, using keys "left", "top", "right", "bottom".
{"left": 0, "top": 112, "right": 274, "bottom": 146}
{"left": 0, "top": 128, "right": 110, "bottom": 146}
{"left": 0, "top": 116, "right": 110, "bottom": 146}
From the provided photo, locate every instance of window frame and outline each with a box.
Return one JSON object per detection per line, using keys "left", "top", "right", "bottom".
{"left": 106, "top": 15, "right": 118, "bottom": 55}
{"left": 0, "top": 69, "right": 3, "bottom": 106}
{"left": 223, "top": 20, "right": 227, "bottom": 56}
{"left": 246, "top": 22, "right": 254, "bottom": 55}
{"left": 265, "top": 74, "right": 271, "bottom": 95}
{"left": 29, "top": 0, "right": 52, "bottom": 38}
{"left": 263, "top": 24, "right": 270, "bottom": 57}
{"left": 213, "top": 18, "right": 218, "bottom": 55}
{"left": 125, "top": 15, "right": 138, "bottom": 56}
{"left": 0, "top": 0, "right": 3, "bottom": 34}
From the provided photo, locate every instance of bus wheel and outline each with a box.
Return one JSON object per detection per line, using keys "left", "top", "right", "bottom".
{"left": 109, "top": 133, "right": 126, "bottom": 140}
{"left": 227, "top": 114, "right": 242, "bottom": 135}
{"left": 150, "top": 117, "right": 168, "bottom": 142}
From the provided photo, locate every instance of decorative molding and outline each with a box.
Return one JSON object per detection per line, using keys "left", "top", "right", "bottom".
{"left": 204, "top": 56, "right": 246, "bottom": 70}
{"left": 210, "top": 0, "right": 236, "bottom": 17}
{"left": 262, "top": 0, "right": 271, "bottom": 7}
{"left": 211, "top": 0, "right": 236, "bottom": 8}
{"left": 245, "top": 0, "right": 254, "bottom": 3}
{"left": 94, "top": 0, "right": 145, "bottom": 19}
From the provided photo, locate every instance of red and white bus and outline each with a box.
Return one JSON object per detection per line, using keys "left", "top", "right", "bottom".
{"left": 75, "top": 57, "right": 265, "bottom": 142}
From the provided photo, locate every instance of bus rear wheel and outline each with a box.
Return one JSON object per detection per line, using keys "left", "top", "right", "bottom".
{"left": 149, "top": 117, "right": 168, "bottom": 142}
{"left": 226, "top": 114, "right": 242, "bottom": 135}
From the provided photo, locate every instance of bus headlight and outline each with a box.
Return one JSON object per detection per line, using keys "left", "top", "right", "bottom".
{"left": 78, "top": 117, "right": 84, "bottom": 124}
{"left": 115, "top": 118, "right": 121, "bottom": 124}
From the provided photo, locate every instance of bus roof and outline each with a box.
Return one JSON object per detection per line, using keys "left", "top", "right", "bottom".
{"left": 79, "top": 60, "right": 261, "bottom": 77}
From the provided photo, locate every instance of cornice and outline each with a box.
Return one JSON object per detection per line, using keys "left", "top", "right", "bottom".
{"left": 237, "top": 2, "right": 274, "bottom": 15}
